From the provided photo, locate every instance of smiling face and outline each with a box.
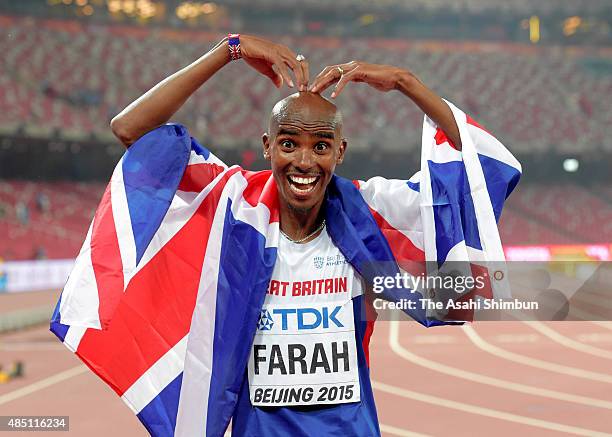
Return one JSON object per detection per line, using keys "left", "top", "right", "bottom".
{"left": 263, "top": 92, "right": 347, "bottom": 216}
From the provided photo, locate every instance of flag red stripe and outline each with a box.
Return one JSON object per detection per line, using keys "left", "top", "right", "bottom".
{"left": 90, "top": 183, "right": 124, "bottom": 329}
{"left": 368, "top": 208, "right": 425, "bottom": 263}
{"left": 466, "top": 114, "right": 492, "bottom": 135}
{"left": 362, "top": 300, "right": 377, "bottom": 368}
{"left": 178, "top": 162, "right": 226, "bottom": 192}
{"left": 434, "top": 127, "right": 459, "bottom": 150}
{"left": 77, "top": 168, "right": 240, "bottom": 396}
{"left": 241, "top": 170, "right": 280, "bottom": 223}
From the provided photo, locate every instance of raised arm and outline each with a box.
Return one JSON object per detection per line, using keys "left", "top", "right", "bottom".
{"left": 309, "top": 61, "right": 461, "bottom": 149}
{"left": 110, "top": 35, "right": 310, "bottom": 147}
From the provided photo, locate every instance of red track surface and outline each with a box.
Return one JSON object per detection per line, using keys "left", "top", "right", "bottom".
{"left": 1, "top": 291, "right": 611, "bottom": 436}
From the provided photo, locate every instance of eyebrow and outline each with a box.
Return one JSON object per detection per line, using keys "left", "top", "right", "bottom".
{"left": 277, "top": 128, "right": 335, "bottom": 140}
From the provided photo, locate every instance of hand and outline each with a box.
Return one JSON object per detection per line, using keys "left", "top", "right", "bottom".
{"left": 309, "top": 61, "right": 410, "bottom": 98}
{"left": 239, "top": 35, "right": 309, "bottom": 91}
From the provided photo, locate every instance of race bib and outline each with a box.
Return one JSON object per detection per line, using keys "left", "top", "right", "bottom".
{"left": 248, "top": 300, "right": 361, "bottom": 407}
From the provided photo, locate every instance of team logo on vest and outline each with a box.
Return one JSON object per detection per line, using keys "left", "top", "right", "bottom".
{"left": 257, "top": 306, "right": 344, "bottom": 331}
{"left": 313, "top": 256, "right": 325, "bottom": 269}
{"left": 257, "top": 309, "right": 274, "bottom": 331}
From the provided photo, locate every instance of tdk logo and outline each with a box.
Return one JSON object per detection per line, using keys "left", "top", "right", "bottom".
{"left": 258, "top": 306, "right": 344, "bottom": 331}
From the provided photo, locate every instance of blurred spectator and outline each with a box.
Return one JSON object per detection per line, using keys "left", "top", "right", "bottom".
{"left": 0, "top": 257, "right": 6, "bottom": 293}
{"left": 36, "top": 192, "right": 50, "bottom": 214}
{"left": 41, "top": 80, "right": 58, "bottom": 99}
{"left": 33, "top": 246, "right": 47, "bottom": 260}
{"left": 15, "top": 201, "right": 29, "bottom": 226}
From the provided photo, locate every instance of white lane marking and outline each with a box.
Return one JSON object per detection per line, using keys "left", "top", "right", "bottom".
{"left": 223, "top": 416, "right": 424, "bottom": 437}
{"left": 576, "top": 333, "right": 612, "bottom": 344}
{"left": 572, "top": 293, "right": 612, "bottom": 311}
{"left": 569, "top": 306, "right": 610, "bottom": 323}
{"left": 591, "top": 321, "right": 612, "bottom": 331}
{"left": 372, "top": 380, "right": 612, "bottom": 437}
{"left": 380, "top": 423, "right": 431, "bottom": 437}
{"left": 494, "top": 333, "right": 539, "bottom": 343}
{"left": 389, "top": 321, "right": 612, "bottom": 409}
{"left": 555, "top": 307, "right": 612, "bottom": 334}
{"left": 463, "top": 325, "right": 612, "bottom": 383}
{"left": 525, "top": 321, "right": 612, "bottom": 360}
{"left": 0, "top": 365, "right": 87, "bottom": 406}
{"left": 0, "top": 341, "right": 65, "bottom": 351}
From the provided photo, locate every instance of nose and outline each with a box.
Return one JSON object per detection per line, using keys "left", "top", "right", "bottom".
{"left": 294, "top": 148, "right": 315, "bottom": 172}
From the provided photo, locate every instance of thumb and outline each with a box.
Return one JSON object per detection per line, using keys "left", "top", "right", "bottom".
{"left": 248, "top": 59, "right": 283, "bottom": 88}
{"left": 267, "top": 68, "right": 283, "bottom": 89}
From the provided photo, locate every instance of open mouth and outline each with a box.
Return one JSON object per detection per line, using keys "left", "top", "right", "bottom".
{"left": 287, "top": 174, "right": 320, "bottom": 195}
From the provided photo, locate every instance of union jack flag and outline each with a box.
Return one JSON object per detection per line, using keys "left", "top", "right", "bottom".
{"left": 50, "top": 101, "right": 521, "bottom": 436}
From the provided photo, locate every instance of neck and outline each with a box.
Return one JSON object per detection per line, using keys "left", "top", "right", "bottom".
{"left": 279, "top": 199, "right": 325, "bottom": 242}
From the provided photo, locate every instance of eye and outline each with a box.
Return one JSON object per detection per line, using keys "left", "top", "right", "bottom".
{"left": 314, "top": 142, "right": 329, "bottom": 152}
{"left": 280, "top": 139, "right": 295, "bottom": 149}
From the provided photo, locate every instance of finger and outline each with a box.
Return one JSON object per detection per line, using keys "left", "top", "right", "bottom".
{"left": 300, "top": 58, "right": 310, "bottom": 91}
{"left": 267, "top": 68, "right": 283, "bottom": 89}
{"left": 287, "top": 51, "right": 308, "bottom": 91}
{"left": 250, "top": 60, "right": 283, "bottom": 88}
{"left": 259, "top": 64, "right": 283, "bottom": 88}
{"left": 331, "top": 66, "right": 361, "bottom": 98}
{"left": 280, "top": 48, "right": 304, "bottom": 90}
{"left": 281, "top": 48, "right": 307, "bottom": 91}
{"left": 310, "top": 66, "right": 341, "bottom": 93}
{"left": 284, "top": 57, "right": 304, "bottom": 91}
{"left": 309, "top": 66, "right": 333, "bottom": 92}
{"left": 274, "top": 57, "right": 294, "bottom": 88}
{"left": 312, "top": 62, "right": 357, "bottom": 93}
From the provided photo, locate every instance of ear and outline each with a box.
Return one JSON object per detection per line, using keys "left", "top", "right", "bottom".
{"left": 262, "top": 133, "right": 271, "bottom": 160}
{"left": 336, "top": 138, "right": 348, "bottom": 164}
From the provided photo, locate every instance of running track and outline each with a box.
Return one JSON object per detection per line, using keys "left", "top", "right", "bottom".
{"left": 1, "top": 291, "right": 611, "bottom": 436}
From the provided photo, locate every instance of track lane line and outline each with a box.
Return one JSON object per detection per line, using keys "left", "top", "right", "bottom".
{"left": 388, "top": 321, "right": 612, "bottom": 409}
{"left": 0, "top": 365, "right": 87, "bottom": 406}
{"left": 572, "top": 293, "right": 612, "bottom": 311}
{"left": 591, "top": 321, "right": 612, "bottom": 331}
{"left": 568, "top": 306, "right": 611, "bottom": 324}
{"left": 372, "top": 380, "right": 612, "bottom": 437}
{"left": 525, "top": 321, "right": 612, "bottom": 360}
{"left": 462, "top": 325, "right": 612, "bottom": 383}
{"left": 379, "top": 423, "right": 431, "bottom": 436}
{"left": 0, "top": 360, "right": 424, "bottom": 437}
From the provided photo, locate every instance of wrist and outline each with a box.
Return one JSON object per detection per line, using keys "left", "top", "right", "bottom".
{"left": 394, "top": 70, "right": 421, "bottom": 96}
{"left": 210, "top": 37, "right": 231, "bottom": 66}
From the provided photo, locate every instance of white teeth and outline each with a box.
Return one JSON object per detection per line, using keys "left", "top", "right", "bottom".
{"left": 289, "top": 175, "right": 317, "bottom": 185}
{"left": 289, "top": 184, "right": 316, "bottom": 194}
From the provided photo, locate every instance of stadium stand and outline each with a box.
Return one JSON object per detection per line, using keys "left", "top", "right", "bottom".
{"left": 1, "top": 15, "right": 611, "bottom": 153}
{"left": 0, "top": 180, "right": 102, "bottom": 260}
{"left": 245, "top": 0, "right": 612, "bottom": 15}
{"left": 1, "top": 14, "right": 610, "bottom": 261}
{"left": 1, "top": 180, "right": 611, "bottom": 260}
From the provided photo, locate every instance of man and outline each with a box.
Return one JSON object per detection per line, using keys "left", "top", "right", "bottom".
{"left": 52, "top": 33, "right": 520, "bottom": 436}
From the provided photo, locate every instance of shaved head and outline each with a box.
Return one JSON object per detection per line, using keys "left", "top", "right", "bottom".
{"left": 269, "top": 92, "right": 343, "bottom": 135}
{"left": 262, "top": 91, "right": 348, "bottom": 219}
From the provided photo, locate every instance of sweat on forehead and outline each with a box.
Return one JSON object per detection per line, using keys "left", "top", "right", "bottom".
{"left": 269, "top": 92, "right": 343, "bottom": 132}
